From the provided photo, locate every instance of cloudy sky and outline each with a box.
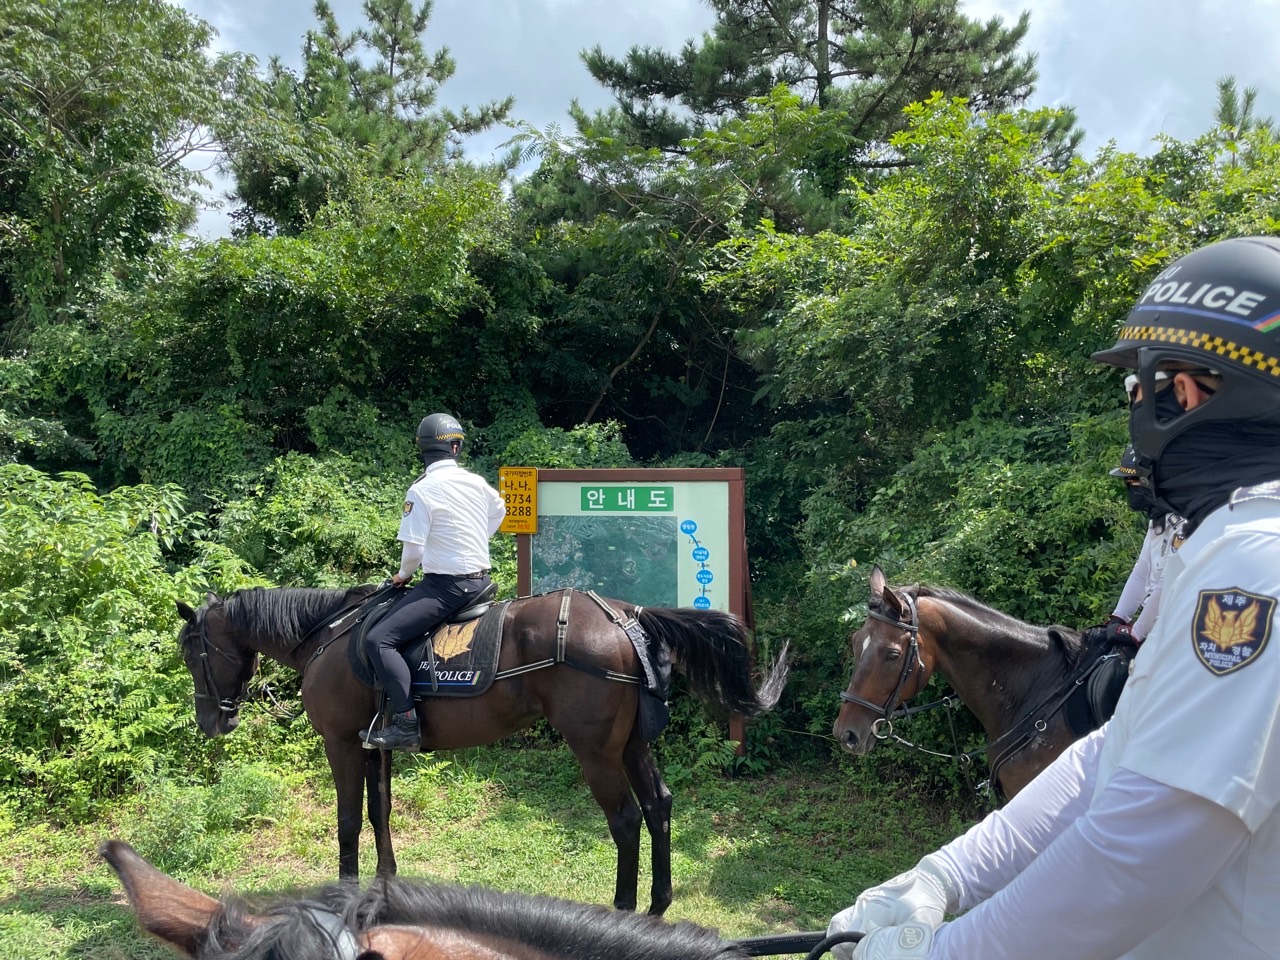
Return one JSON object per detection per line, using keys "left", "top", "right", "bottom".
{"left": 176, "top": 0, "right": 1280, "bottom": 237}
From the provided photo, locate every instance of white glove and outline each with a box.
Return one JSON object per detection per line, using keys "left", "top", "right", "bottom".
{"left": 827, "top": 855, "right": 956, "bottom": 960}
{"left": 853, "top": 922, "right": 934, "bottom": 960}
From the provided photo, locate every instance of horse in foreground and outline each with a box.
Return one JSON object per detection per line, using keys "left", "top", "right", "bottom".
{"left": 832, "top": 566, "right": 1126, "bottom": 799}
{"left": 100, "top": 839, "right": 754, "bottom": 960}
{"left": 176, "top": 586, "right": 789, "bottom": 914}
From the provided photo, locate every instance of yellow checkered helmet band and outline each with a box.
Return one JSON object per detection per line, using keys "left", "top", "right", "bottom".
{"left": 1116, "top": 324, "right": 1280, "bottom": 378}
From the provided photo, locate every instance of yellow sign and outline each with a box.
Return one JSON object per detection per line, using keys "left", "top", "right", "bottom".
{"left": 498, "top": 466, "right": 538, "bottom": 535}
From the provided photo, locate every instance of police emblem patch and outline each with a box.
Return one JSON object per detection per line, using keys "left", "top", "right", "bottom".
{"left": 403, "top": 501, "right": 413, "bottom": 515}
{"left": 1193, "top": 588, "right": 1275, "bottom": 676}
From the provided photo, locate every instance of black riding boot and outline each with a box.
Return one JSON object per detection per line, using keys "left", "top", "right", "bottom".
{"left": 361, "top": 709, "right": 421, "bottom": 752}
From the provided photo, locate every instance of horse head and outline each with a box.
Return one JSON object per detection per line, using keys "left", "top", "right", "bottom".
{"left": 832, "top": 565, "right": 936, "bottom": 755}
{"left": 176, "top": 594, "right": 259, "bottom": 737}
{"left": 101, "top": 838, "right": 753, "bottom": 960}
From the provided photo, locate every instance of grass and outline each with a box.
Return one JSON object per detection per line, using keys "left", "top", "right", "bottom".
{"left": 0, "top": 743, "right": 976, "bottom": 959}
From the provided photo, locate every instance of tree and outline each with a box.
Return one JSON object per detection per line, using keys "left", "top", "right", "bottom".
{"left": 1215, "top": 74, "right": 1275, "bottom": 139}
{"left": 227, "top": 0, "right": 514, "bottom": 234}
{"left": 1213, "top": 74, "right": 1275, "bottom": 169}
{"left": 581, "top": 0, "right": 1075, "bottom": 192}
{"left": 0, "top": 0, "right": 260, "bottom": 334}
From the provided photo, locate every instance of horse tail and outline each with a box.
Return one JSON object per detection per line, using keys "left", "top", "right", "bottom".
{"left": 636, "top": 608, "right": 789, "bottom": 716}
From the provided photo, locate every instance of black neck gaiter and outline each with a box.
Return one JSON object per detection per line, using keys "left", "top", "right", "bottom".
{"left": 420, "top": 450, "right": 455, "bottom": 468}
{"left": 1150, "top": 420, "right": 1280, "bottom": 532}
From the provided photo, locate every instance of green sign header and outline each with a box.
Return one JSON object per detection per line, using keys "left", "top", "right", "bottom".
{"left": 579, "top": 485, "right": 675, "bottom": 513}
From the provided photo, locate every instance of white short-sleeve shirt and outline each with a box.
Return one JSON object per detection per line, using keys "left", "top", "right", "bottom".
{"left": 1097, "top": 481, "right": 1280, "bottom": 957}
{"left": 397, "top": 460, "right": 506, "bottom": 575}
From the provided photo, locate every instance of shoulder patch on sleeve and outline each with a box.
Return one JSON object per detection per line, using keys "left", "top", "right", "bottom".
{"left": 403, "top": 501, "right": 413, "bottom": 515}
{"left": 1193, "top": 588, "right": 1275, "bottom": 675}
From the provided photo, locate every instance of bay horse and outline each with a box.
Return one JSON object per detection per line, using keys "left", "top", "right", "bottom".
{"left": 175, "top": 586, "right": 789, "bottom": 914}
{"left": 101, "top": 838, "right": 756, "bottom": 960}
{"left": 831, "top": 566, "right": 1125, "bottom": 800}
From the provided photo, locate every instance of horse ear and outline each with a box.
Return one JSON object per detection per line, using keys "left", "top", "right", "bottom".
{"left": 100, "top": 840, "right": 233, "bottom": 956}
{"left": 206, "top": 592, "right": 220, "bottom": 606}
{"left": 176, "top": 602, "right": 197, "bottom": 624}
{"left": 869, "top": 565, "right": 886, "bottom": 601}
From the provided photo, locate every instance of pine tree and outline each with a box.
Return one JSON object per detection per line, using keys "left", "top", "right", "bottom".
{"left": 582, "top": 0, "right": 1077, "bottom": 184}
{"left": 227, "top": 0, "right": 514, "bottom": 234}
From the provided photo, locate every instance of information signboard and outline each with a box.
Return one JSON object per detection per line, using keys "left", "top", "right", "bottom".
{"left": 513, "top": 468, "right": 748, "bottom": 620}
{"left": 510, "top": 467, "right": 751, "bottom": 748}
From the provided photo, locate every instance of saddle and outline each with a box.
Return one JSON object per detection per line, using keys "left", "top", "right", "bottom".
{"left": 348, "top": 582, "right": 510, "bottom": 698}
{"left": 1063, "top": 644, "right": 1133, "bottom": 737}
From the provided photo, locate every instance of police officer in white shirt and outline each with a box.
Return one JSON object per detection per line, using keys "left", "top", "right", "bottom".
{"left": 1097, "top": 443, "right": 1185, "bottom": 646}
{"left": 360, "top": 413, "right": 506, "bottom": 752}
{"left": 827, "top": 236, "right": 1280, "bottom": 960}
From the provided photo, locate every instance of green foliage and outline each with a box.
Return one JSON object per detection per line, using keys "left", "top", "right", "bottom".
{"left": 214, "top": 453, "right": 406, "bottom": 587}
{"left": 123, "top": 762, "right": 293, "bottom": 875}
{"left": 46, "top": 168, "right": 512, "bottom": 493}
{"left": 0, "top": 467, "right": 211, "bottom": 817}
{"left": 7, "top": 19, "right": 1280, "bottom": 822}
{"left": 0, "top": 356, "right": 91, "bottom": 467}
{"left": 0, "top": 0, "right": 262, "bottom": 331}
{"left": 497, "top": 421, "right": 636, "bottom": 470}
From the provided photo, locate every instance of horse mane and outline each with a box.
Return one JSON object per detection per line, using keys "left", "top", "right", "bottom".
{"left": 201, "top": 878, "right": 750, "bottom": 960}
{"left": 908, "top": 584, "right": 1084, "bottom": 665}
{"left": 220, "top": 587, "right": 360, "bottom": 646}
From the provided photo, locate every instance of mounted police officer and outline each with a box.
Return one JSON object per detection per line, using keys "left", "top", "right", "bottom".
{"left": 1093, "top": 444, "right": 1185, "bottom": 647}
{"left": 360, "top": 413, "right": 506, "bottom": 752}
{"left": 827, "top": 236, "right": 1280, "bottom": 960}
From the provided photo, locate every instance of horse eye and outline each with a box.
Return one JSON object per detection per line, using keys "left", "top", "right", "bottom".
{"left": 882, "top": 647, "right": 902, "bottom": 661}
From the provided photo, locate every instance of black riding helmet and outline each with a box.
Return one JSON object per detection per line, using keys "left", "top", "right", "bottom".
{"left": 415, "top": 413, "right": 465, "bottom": 459}
{"left": 1093, "top": 236, "right": 1280, "bottom": 464}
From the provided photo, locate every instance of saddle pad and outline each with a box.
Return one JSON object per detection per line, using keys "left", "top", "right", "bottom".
{"left": 348, "top": 600, "right": 509, "bottom": 697}
{"left": 407, "top": 601, "right": 509, "bottom": 698}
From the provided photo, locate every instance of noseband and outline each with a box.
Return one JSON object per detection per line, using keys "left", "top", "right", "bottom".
{"left": 839, "top": 594, "right": 923, "bottom": 727}
{"left": 190, "top": 612, "right": 251, "bottom": 715}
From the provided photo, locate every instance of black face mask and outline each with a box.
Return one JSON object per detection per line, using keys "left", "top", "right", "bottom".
{"left": 1130, "top": 387, "right": 1280, "bottom": 530}
{"left": 1125, "top": 482, "right": 1155, "bottom": 516}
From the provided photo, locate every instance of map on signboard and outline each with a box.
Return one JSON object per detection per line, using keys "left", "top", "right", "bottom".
{"left": 531, "top": 514, "right": 679, "bottom": 607}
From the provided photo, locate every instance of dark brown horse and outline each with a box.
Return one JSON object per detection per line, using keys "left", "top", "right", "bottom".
{"left": 832, "top": 566, "right": 1121, "bottom": 800}
{"left": 175, "top": 586, "right": 788, "bottom": 914}
{"left": 101, "top": 838, "right": 756, "bottom": 960}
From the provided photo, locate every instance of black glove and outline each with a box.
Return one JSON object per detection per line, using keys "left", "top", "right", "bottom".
{"left": 1103, "top": 617, "right": 1139, "bottom": 650}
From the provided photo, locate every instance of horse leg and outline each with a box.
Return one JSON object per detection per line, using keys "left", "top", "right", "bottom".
{"left": 324, "top": 737, "right": 368, "bottom": 880}
{"left": 566, "top": 743, "right": 642, "bottom": 911}
{"left": 623, "top": 733, "right": 674, "bottom": 916}
{"left": 365, "top": 746, "right": 397, "bottom": 878}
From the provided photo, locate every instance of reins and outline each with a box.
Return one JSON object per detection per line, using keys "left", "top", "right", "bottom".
{"left": 286, "top": 907, "right": 852, "bottom": 960}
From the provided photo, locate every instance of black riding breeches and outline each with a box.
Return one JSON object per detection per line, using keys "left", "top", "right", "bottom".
{"left": 363, "top": 574, "right": 490, "bottom": 713}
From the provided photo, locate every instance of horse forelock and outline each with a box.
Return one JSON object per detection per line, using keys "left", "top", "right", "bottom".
{"left": 197, "top": 880, "right": 747, "bottom": 960}
{"left": 220, "top": 587, "right": 354, "bottom": 646}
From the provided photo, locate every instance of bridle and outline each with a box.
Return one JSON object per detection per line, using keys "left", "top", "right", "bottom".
{"left": 839, "top": 594, "right": 925, "bottom": 732}
{"left": 839, "top": 590, "right": 1127, "bottom": 804}
{"left": 188, "top": 609, "right": 254, "bottom": 715}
